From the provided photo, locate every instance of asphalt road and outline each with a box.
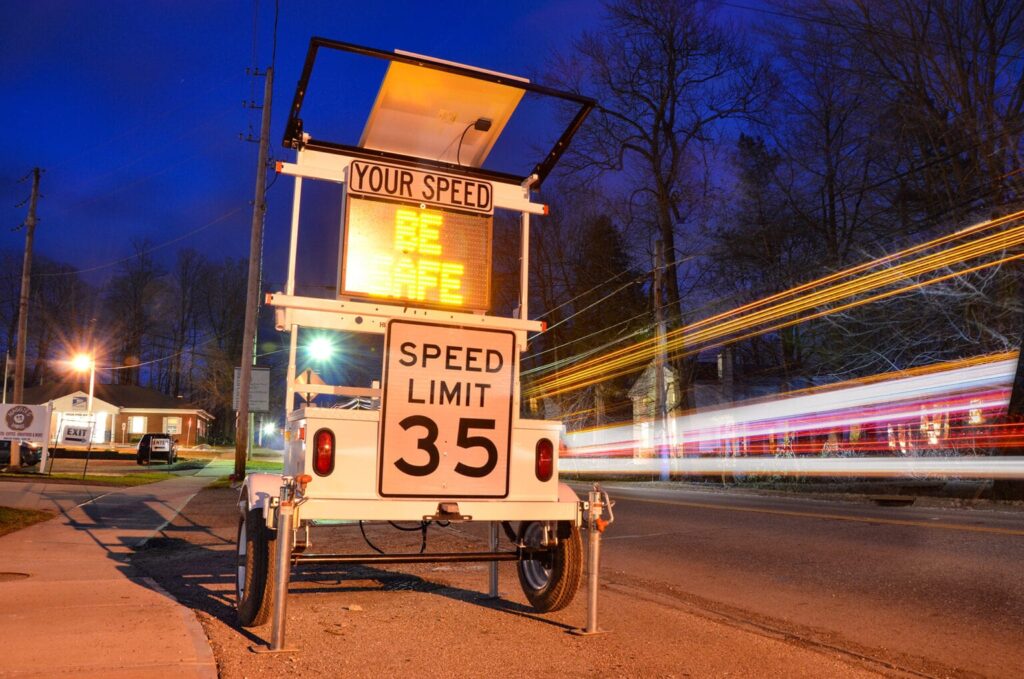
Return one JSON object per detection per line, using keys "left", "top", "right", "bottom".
{"left": 590, "top": 483, "right": 1024, "bottom": 678}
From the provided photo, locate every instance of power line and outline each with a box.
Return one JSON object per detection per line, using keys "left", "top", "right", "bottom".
{"left": 32, "top": 205, "right": 244, "bottom": 277}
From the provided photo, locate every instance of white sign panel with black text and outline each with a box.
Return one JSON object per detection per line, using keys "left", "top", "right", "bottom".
{"left": 348, "top": 160, "right": 493, "bottom": 215}
{"left": 233, "top": 367, "right": 271, "bottom": 413}
{"left": 0, "top": 404, "right": 49, "bottom": 443}
{"left": 378, "top": 320, "right": 515, "bottom": 498}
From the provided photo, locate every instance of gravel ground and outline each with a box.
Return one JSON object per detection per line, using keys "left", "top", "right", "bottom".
{"left": 132, "top": 487, "right": 886, "bottom": 678}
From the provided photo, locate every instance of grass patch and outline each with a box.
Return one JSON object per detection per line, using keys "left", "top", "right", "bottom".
{"left": 242, "top": 459, "right": 283, "bottom": 471}
{"left": 0, "top": 506, "right": 54, "bottom": 537}
{"left": 169, "top": 459, "right": 208, "bottom": 471}
{"left": 205, "top": 476, "right": 236, "bottom": 489}
{"left": 205, "top": 459, "right": 283, "bottom": 488}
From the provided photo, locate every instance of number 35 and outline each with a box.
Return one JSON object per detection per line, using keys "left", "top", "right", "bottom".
{"left": 395, "top": 416, "right": 498, "bottom": 478}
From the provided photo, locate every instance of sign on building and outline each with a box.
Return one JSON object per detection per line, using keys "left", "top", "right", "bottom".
{"left": 233, "top": 367, "right": 271, "bottom": 412}
{"left": 377, "top": 320, "right": 515, "bottom": 498}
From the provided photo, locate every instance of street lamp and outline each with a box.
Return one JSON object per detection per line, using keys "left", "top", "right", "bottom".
{"left": 306, "top": 335, "right": 336, "bottom": 362}
{"left": 300, "top": 335, "right": 337, "bottom": 405}
{"left": 71, "top": 353, "right": 95, "bottom": 413}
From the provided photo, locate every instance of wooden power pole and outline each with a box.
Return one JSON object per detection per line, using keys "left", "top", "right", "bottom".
{"left": 10, "top": 168, "right": 41, "bottom": 469}
{"left": 235, "top": 67, "right": 274, "bottom": 479}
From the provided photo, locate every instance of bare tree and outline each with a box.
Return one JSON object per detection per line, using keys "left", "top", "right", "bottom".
{"left": 768, "top": 12, "right": 888, "bottom": 270}
{"left": 162, "top": 248, "right": 204, "bottom": 396}
{"left": 105, "top": 240, "right": 165, "bottom": 385}
{"left": 549, "top": 0, "right": 774, "bottom": 329}
{"left": 28, "top": 259, "right": 94, "bottom": 385}
{"left": 796, "top": 0, "right": 1024, "bottom": 220}
{"left": 194, "top": 256, "right": 248, "bottom": 440}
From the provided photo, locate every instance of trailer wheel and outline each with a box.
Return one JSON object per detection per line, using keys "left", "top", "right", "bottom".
{"left": 236, "top": 507, "right": 277, "bottom": 627}
{"left": 516, "top": 521, "right": 582, "bottom": 613}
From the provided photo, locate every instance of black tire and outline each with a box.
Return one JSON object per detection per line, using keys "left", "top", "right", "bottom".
{"left": 236, "top": 507, "right": 278, "bottom": 627}
{"left": 136, "top": 456, "right": 144, "bottom": 466}
{"left": 516, "top": 521, "right": 583, "bottom": 613}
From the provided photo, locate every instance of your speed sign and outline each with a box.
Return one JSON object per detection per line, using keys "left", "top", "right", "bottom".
{"left": 378, "top": 320, "right": 515, "bottom": 498}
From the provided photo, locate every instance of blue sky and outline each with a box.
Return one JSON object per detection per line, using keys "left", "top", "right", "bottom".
{"left": 0, "top": 0, "right": 602, "bottom": 288}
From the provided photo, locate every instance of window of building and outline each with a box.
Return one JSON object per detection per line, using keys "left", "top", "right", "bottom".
{"left": 129, "top": 416, "right": 146, "bottom": 434}
{"left": 164, "top": 416, "right": 182, "bottom": 434}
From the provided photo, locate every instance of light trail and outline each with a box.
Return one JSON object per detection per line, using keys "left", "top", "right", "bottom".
{"left": 527, "top": 209, "right": 1024, "bottom": 399}
{"left": 561, "top": 352, "right": 1024, "bottom": 479}
{"left": 557, "top": 350, "right": 1019, "bottom": 429}
{"left": 544, "top": 251, "right": 1024, "bottom": 396}
{"left": 561, "top": 455, "right": 1024, "bottom": 479}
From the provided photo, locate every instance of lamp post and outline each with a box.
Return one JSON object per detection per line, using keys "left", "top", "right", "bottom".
{"left": 71, "top": 352, "right": 96, "bottom": 444}
{"left": 71, "top": 354, "right": 95, "bottom": 413}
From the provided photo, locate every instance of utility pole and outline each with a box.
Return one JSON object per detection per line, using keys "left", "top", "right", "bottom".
{"left": 654, "top": 240, "right": 669, "bottom": 481}
{"left": 10, "top": 168, "right": 41, "bottom": 469}
{"left": 235, "top": 67, "right": 273, "bottom": 480}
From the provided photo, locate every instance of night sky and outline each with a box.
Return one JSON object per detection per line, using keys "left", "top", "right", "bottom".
{"left": 0, "top": 0, "right": 606, "bottom": 292}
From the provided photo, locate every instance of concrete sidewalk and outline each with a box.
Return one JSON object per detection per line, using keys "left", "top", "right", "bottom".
{"left": 0, "top": 463, "right": 231, "bottom": 678}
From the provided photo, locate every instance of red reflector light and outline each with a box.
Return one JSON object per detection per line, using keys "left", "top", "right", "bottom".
{"left": 313, "top": 428, "right": 335, "bottom": 476}
{"left": 535, "top": 438, "right": 554, "bottom": 482}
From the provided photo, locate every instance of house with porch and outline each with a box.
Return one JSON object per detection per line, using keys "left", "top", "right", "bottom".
{"left": 20, "top": 383, "right": 214, "bottom": 446}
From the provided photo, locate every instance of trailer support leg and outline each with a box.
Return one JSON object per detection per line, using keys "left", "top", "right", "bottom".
{"left": 573, "top": 484, "right": 614, "bottom": 636}
{"left": 484, "top": 521, "right": 500, "bottom": 599}
{"left": 255, "top": 481, "right": 296, "bottom": 653}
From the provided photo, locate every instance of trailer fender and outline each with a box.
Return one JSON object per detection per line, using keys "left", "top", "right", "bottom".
{"left": 238, "top": 472, "right": 283, "bottom": 516}
{"left": 556, "top": 482, "right": 584, "bottom": 536}
{"left": 558, "top": 482, "right": 580, "bottom": 504}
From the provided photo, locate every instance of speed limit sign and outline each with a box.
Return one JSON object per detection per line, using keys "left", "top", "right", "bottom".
{"left": 378, "top": 320, "right": 515, "bottom": 498}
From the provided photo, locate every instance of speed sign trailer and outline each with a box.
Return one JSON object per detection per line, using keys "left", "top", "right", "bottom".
{"left": 237, "top": 37, "right": 616, "bottom": 651}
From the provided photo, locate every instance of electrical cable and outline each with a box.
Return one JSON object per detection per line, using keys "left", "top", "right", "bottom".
{"left": 358, "top": 520, "right": 430, "bottom": 555}
{"left": 455, "top": 121, "right": 475, "bottom": 167}
{"left": 32, "top": 205, "right": 244, "bottom": 278}
{"left": 271, "top": 0, "right": 279, "bottom": 68}
{"left": 358, "top": 521, "right": 385, "bottom": 555}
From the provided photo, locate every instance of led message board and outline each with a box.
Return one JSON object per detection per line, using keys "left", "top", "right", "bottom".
{"left": 340, "top": 193, "right": 493, "bottom": 311}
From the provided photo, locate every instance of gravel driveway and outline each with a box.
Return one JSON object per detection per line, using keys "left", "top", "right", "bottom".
{"left": 132, "top": 486, "right": 883, "bottom": 678}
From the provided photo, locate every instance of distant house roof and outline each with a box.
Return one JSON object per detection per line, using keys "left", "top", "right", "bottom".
{"left": 21, "top": 381, "right": 210, "bottom": 414}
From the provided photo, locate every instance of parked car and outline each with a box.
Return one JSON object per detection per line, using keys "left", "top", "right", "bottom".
{"left": 0, "top": 440, "right": 41, "bottom": 468}
{"left": 136, "top": 433, "right": 177, "bottom": 465}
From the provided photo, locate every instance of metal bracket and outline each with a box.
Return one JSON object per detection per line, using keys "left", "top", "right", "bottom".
{"left": 423, "top": 502, "right": 473, "bottom": 522}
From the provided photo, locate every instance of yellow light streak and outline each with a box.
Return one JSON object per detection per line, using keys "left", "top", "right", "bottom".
{"left": 527, "top": 209, "right": 1024, "bottom": 399}
{"left": 540, "top": 252, "right": 1024, "bottom": 397}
